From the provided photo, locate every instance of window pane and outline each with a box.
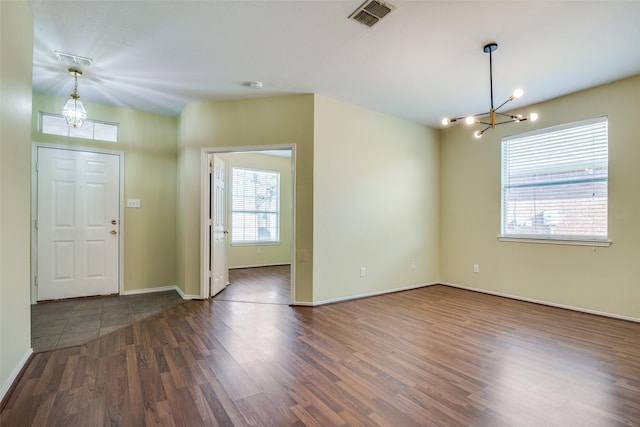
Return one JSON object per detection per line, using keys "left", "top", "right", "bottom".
{"left": 41, "top": 114, "right": 69, "bottom": 136}
{"left": 231, "top": 167, "right": 280, "bottom": 243}
{"left": 69, "top": 121, "right": 94, "bottom": 139}
{"left": 94, "top": 122, "right": 118, "bottom": 142}
{"left": 502, "top": 117, "right": 608, "bottom": 240}
{"left": 503, "top": 181, "right": 607, "bottom": 237}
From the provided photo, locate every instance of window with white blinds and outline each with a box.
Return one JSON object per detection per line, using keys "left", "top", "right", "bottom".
{"left": 231, "top": 167, "right": 280, "bottom": 244}
{"left": 501, "top": 117, "right": 608, "bottom": 242}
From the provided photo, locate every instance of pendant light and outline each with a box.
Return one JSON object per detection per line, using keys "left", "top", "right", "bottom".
{"left": 442, "top": 43, "right": 538, "bottom": 139}
{"left": 62, "top": 68, "right": 88, "bottom": 128}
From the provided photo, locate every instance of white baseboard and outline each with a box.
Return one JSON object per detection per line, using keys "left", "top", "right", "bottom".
{"left": 310, "top": 282, "right": 438, "bottom": 307}
{"left": 121, "top": 285, "right": 199, "bottom": 300}
{"left": 174, "top": 286, "right": 201, "bottom": 300}
{"left": 291, "top": 300, "right": 314, "bottom": 307}
{"left": 229, "top": 263, "right": 291, "bottom": 269}
{"left": 1, "top": 348, "right": 33, "bottom": 403}
{"left": 121, "top": 285, "right": 179, "bottom": 296}
{"left": 440, "top": 281, "right": 640, "bottom": 323}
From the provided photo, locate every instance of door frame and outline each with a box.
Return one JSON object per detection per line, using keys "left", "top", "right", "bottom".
{"left": 200, "top": 144, "right": 296, "bottom": 303}
{"left": 31, "top": 143, "right": 125, "bottom": 304}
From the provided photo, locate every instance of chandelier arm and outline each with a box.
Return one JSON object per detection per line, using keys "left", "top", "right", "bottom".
{"left": 495, "top": 112, "right": 517, "bottom": 118}
{"left": 447, "top": 111, "right": 491, "bottom": 123}
{"left": 494, "top": 119, "right": 519, "bottom": 126}
{"left": 474, "top": 125, "right": 492, "bottom": 139}
{"left": 463, "top": 112, "right": 491, "bottom": 121}
{"left": 494, "top": 98, "right": 513, "bottom": 112}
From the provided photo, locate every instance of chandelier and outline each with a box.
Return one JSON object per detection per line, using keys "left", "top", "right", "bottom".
{"left": 442, "top": 43, "right": 538, "bottom": 138}
{"left": 62, "top": 68, "right": 88, "bottom": 128}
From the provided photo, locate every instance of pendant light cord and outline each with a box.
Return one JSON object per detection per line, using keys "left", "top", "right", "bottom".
{"left": 489, "top": 47, "right": 494, "bottom": 110}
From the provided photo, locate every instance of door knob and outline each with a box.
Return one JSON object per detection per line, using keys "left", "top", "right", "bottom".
{"left": 111, "top": 230, "right": 117, "bottom": 235}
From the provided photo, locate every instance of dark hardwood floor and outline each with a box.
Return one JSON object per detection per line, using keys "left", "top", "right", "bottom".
{"left": 3, "top": 274, "right": 640, "bottom": 426}
{"left": 216, "top": 265, "right": 291, "bottom": 305}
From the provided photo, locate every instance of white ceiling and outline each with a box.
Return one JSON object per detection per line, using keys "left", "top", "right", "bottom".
{"left": 29, "top": 1, "right": 640, "bottom": 128}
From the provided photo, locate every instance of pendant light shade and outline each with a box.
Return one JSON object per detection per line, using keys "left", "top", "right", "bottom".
{"left": 62, "top": 68, "right": 87, "bottom": 128}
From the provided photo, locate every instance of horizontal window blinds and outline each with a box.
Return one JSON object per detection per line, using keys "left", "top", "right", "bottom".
{"left": 231, "top": 167, "right": 280, "bottom": 243}
{"left": 501, "top": 117, "right": 608, "bottom": 240}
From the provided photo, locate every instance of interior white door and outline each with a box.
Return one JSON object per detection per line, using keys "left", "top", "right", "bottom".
{"left": 210, "top": 154, "right": 228, "bottom": 297}
{"left": 37, "top": 147, "right": 120, "bottom": 300}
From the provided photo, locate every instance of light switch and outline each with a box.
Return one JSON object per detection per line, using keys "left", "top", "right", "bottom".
{"left": 127, "top": 199, "right": 141, "bottom": 208}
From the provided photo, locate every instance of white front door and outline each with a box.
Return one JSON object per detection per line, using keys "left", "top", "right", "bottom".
{"left": 210, "top": 155, "right": 228, "bottom": 296}
{"left": 37, "top": 147, "right": 120, "bottom": 300}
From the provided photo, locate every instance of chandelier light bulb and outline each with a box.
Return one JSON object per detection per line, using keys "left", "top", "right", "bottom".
{"left": 442, "top": 118, "right": 449, "bottom": 126}
{"left": 530, "top": 113, "right": 539, "bottom": 121}
{"left": 465, "top": 116, "right": 475, "bottom": 125}
{"left": 513, "top": 88, "right": 524, "bottom": 99}
{"left": 474, "top": 130, "right": 483, "bottom": 139}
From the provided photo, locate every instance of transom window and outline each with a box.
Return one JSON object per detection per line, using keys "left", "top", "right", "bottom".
{"left": 501, "top": 117, "right": 608, "bottom": 244}
{"left": 39, "top": 112, "right": 119, "bottom": 142}
{"left": 231, "top": 167, "right": 280, "bottom": 244}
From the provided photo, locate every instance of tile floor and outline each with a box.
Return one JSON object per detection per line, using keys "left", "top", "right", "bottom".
{"left": 31, "top": 291, "right": 184, "bottom": 352}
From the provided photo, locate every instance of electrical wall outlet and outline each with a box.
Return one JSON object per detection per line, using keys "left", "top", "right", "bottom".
{"left": 473, "top": 264, "right": 480, "bottom": 273}
{"left": 411, "top": 260, "right": 416, "bottom": 270}
{"left": 360, "top": 267, "right": 366, "bottom": 277}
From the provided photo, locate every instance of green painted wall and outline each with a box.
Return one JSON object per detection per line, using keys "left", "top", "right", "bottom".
{"left": 313, "top": 95, "right": 440, "bottom": 303}
{"left": 1, "top": 0, "right": 33, "bottom": 398}
{"left": 440, "top": 75, "right": 640, "bottom": 319}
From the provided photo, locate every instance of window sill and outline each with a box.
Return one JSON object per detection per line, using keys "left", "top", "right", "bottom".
{"left": 231, "top": 242, "right": 281, "bottom": 247}
{"left": 498, "top": 236, "right": 612, "bottom": 247}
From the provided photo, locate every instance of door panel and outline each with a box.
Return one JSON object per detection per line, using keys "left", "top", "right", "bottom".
{"left": 37, "top": 147, "right": 120, "bottom": 300}
{"left": 210, "top": 155, "right": 228, "bottom": 296}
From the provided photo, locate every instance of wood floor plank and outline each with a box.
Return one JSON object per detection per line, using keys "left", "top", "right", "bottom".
{"left": 103, "top": 350, "right": 127, "bottom": 426}
{"left": 48, "top": 387, "right": 81, "bottom": 426}
{"left": 29, "top": 392, "right": 55, "bottom": 426}
{"left": 124, "top": 344, "right": 146, "bottom": 426}
{"left": 198, "top": 375, "right": 245, "bottom": 426}
{"left": 5, "top": 268, "right": 640, "bottom": 426}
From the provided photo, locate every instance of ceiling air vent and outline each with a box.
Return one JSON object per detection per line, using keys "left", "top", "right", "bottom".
{"left": 349, "top": 0, "right": 396, "bottom": 28}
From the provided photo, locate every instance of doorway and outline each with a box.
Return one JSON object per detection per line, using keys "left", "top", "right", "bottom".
{"left": 200, "top": 145, "right": 295, "bottom": 303}
{"left": 33, "top": 145, "right": 123, "bottom": 302}
{"left": 214, "top": 265, "right": 290, "bottom": 305}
